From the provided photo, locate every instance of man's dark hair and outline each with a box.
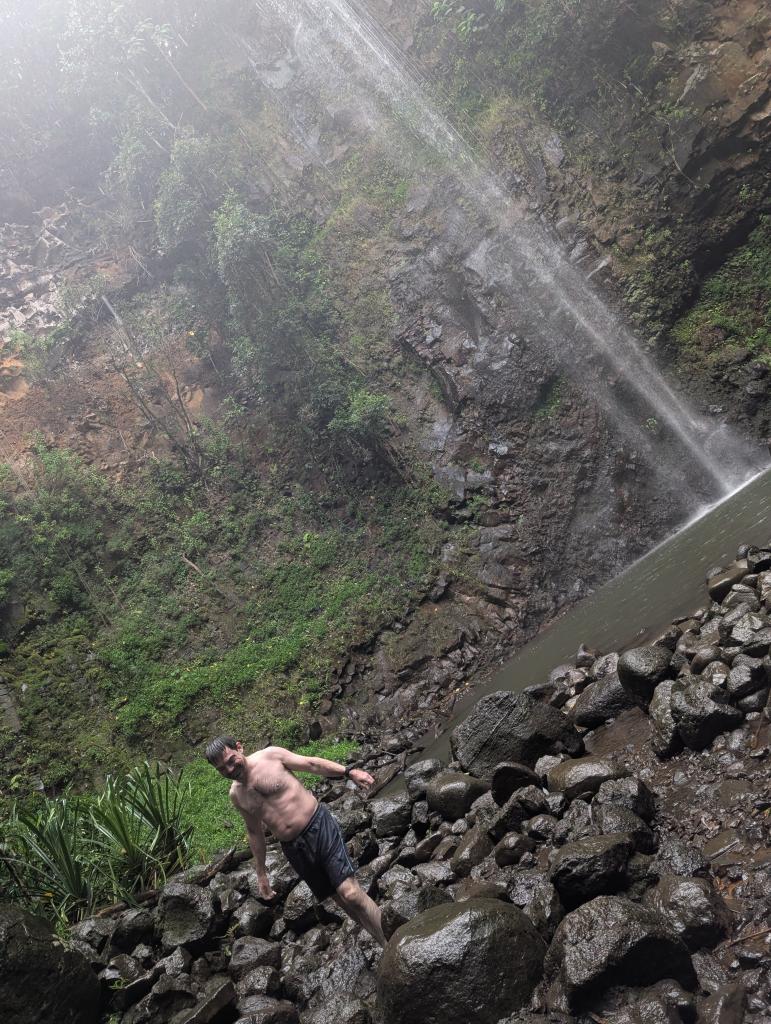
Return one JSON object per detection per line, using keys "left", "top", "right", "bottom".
{"left": 205, "top": 735, "right": 238, "bottom": 764}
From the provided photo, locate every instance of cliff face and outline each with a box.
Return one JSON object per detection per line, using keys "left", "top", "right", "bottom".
{"left": 0, "top": 0, "right": 768, "bottom": 784}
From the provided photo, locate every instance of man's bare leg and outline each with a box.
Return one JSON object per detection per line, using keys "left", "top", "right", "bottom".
{"left": 334, "top": 876, "right": 386, "bottom": 947}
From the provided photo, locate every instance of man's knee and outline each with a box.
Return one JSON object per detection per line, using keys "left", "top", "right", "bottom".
{"left": 335, "top": 876, "right": 365, "bottom": 907}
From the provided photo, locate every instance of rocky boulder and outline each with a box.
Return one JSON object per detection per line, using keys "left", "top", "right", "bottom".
{"left": 670, "top": 675, "right": 743, "bottom": 749}
{"left": 451, "top": 691, "right": 582, "bottom": 778}
{"left": 542, "top": 895, "right": 696, "bottom": 1011}
{"left": 571, "top": 672, "right": 637, "bottom": 728}
{"left": 425, "top": 772, "right": 490, "bottom": 820}
{"left": 617, "top": 646, "right": 673, "bottom": 706}
{"left": 0, "top": 904, "right": 101, "bottom": 1024}
{"left": 547, "top": 756, "right": 625, "bottom": 800}
{"left": 548, "top": 833, "right": 634, "bottom": 907}
{"left": 644, "top": 875, "right": 733, "bottom": 950}
{"left": 377, "top": 899, "right": 546, "bottom": 1024}
{"left": 157, "top": 881, "right": 216, "bottom": 950}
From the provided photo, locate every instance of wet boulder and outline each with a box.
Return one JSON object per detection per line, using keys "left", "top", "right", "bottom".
{"left": 547, "top": 756, "right": 625, "bottom": 800}
{"left": 232, "top": 897, "right": 274, "bottom": 938}
{"left": 450, "top": 826, "right": 494, "bottom": 877}
{"left": 370, "top": 793, "right": 413, "bottom": 837}
{"left": 232, "top": 995, "right": 299, "bottom": 1022}
{"left": 548, "top": 833, "right": 634, "bottom": 908}
{"left": 617, "top": 646, "right": 673, "bottom": 707}
{"left": 302, "top": 995, "right": 371, "bottom": 1024}
{"left": 707, "top": 562, "right": 748, "bottom": 603}
{"left": 381, "top": 884, "right": 453, "bottom": 941}
{"left": 0, "top": 904, "right": 101, "bottom": 1024}
{"left": 425, "top": 772, "right": 490, "bottom": 821}
{"left": 490, "top": 761, "right": 540, "bottom": 805}
{"left": 542, "top": 895, "right": 696, "bottom": 1011}
{"left": 377, "top": 899, "right": 546, "bottom": 1024}
{"left": 593, "top": 776, "right": 656, "bottom": 822}
{"left": 157, "top": 881, "right": 216, "bottom": 950}
{"left": 670, "top": 675, "right": 743, "bottom": 749}
{"left": 228, "top": 936, "right": 282, "bottom": 980}
{"left": 591, "top": 803, "right": 656, "bottom": 854}
{"left": 644, "top": 875, "right": 732, "bottom": 950}
{"left": 507, "top": 870, "right": 565, "bottom": 940}
{"left": 571, "top": 672, "right": 638, "bottom": 728}
{"left": 649, "top": 679, "right": 683, "bottom": 758}
{"left": 451, "top": 691, "right": 582, "bottom": 778}
{"left": 487, "top": 785, "right": 549, "bottom": 842}
{"left": 404, "top": 759, "right": 443, "bottom": 800}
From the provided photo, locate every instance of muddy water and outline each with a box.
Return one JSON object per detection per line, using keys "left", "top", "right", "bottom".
{"left": 414, "top": 466, "right": 771, "bottom": 767}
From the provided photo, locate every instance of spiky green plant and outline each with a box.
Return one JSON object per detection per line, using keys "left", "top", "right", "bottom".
{"left": 9, "top": 797, "right": 105, "bottom": 920}
{"left": 0, "top": 762, "right": 192, "bottom": 923}
{"left": 123, "top": 761, "right": 192, "bottom": 872}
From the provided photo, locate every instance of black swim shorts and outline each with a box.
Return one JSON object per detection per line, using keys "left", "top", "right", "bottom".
{"left": 280, "top": 801, "right": 356, "bottom": 901}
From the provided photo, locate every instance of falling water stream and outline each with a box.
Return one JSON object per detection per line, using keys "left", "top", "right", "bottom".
{"left": 248, "top": 0, "right": 767, "bottom": 499}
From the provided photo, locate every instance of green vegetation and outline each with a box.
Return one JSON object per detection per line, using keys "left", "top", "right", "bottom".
{"left": 0, "top": 763, "right": 191, "bottom": 925}
{"left": 0, "top": 439, "right": 449, "bottom": 794}
{"left": 670, "top": 218, "right": 771, "bottom": 364}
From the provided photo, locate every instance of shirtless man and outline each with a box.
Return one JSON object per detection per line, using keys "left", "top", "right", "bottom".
{"left": 205, "top": 736, "right": 385, "bottom": 946}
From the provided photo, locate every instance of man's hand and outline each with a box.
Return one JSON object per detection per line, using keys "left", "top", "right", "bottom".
{"left": 256, "top": 873, "right": 276, "bottom": 900}
{"left": 348, "top": 767, "right": 375, "bottom": 791}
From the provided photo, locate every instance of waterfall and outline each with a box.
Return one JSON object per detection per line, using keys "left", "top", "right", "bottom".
{"left": 247, "top": 0, "right": 767, "bottom": 498}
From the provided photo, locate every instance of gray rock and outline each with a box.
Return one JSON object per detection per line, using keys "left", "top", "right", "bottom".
{"left": 547, "top": 756, "right": 625, "bottom": 800}
{"left": 572, "top": 672, "right": 638, "bottom": 727}
{"left": 380, "top": 884, "right": 452, "bottom": 940}
{"left": 617, "top": 646, "right": 673, "bottom": 706}
{"left": 450, "top": 826, "right": 494, "bottom": 877}
{"left": 370, "top": 793, "right": 413, "bottom": 838}
{"left": 490, "top": 762, "right": 540, "bottom": 805}
{"left": 649, "top": 679, "right": 683, "bottom": 758}
{"left": 493, "top": 833, "right": 536, "bottom": 867}
{"left": 707, "top": 562, "right": 748, "bottom": 602}
{"left": 507, "top": 870, "right": 565, "bottom": 940}
{"left": 652, "top": 834, "right": 708, "bottom": 877}
{"left": 404, "top": 759, "right": 443, "bottom": 800}
{"left": 228, "top": 936, "right": 281, "bottom": 981}
{"left": 487, "top": 785, "right": 549, "bottom": 842}
{"left": 594, "top": 776, "right": 656, "bottom": 821}
{"left": 235, "top": 964, "right": 281, "bottom": 1005}
{"left": 110, "top": 908, "right": 156, "bottom": 953}
{"left": 542, "top": 895, "right": 696, "bottom": 1011}
{"left": 232, "top": 898, "right": 274, "bottom": 938}
{"left": 644, "top": 875, "right": 732, "bottom": 950}
{"left": 691, "top": 645, "right": 724, "bottom": 673}
{"left": 591, "top": 804, "right": 656, "bottom": 853}
{"left": 158, "top": 881, "right": 216, "bottom": 950}
{"left": 549, "top": 833, "right": 634, "bottom": 907}
{"left": 451, "top": 691, "right": 582, "bottom": 777}
{"left": 377, "top": 899, "right": 546, "bottom": 1024}
{"left": 553, "top": 799, "right": 598, "bottom": 846}
{"left": 333, "top": 803, "right": 371, "bottom": 840}
{"left": 670, "top": 675, "right": 743, "bottom": 749}
{"left": 425, "top": 772, "right": 490, "bottom": 821}
{"left": 232, "top": 996, "right": 299, "bottom": 1023}
{"left": 697, "top": 982, "right": 746, "bottom": 1024}
{"left": 122, "top": 973, "right": 196, "bottom": 1024}
{"left": 746, "top": 546, "right": 771, "bottom": 573}
{"left": 726, "top": 660, "right": 767, "bottom": 699}
{"left": 302, "top": 995, "right": 371, "bottom": 1024}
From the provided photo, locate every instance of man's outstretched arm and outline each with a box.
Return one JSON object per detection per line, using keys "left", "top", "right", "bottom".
{"left": 267, "top": 746, "right": 375, "bottom": 790}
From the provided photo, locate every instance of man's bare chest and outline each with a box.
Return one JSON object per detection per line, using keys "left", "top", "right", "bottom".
{"left": 243, "top": 765, "right": 289, "bottom": 802}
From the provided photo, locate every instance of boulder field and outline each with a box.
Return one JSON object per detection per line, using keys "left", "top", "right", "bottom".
{"left": 9, "top": 544, "right": 771, "bottom": 1023}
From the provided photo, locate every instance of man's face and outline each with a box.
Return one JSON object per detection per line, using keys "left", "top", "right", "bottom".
{"left": 214, "top": 742, "right": 246, "bottom": 781}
